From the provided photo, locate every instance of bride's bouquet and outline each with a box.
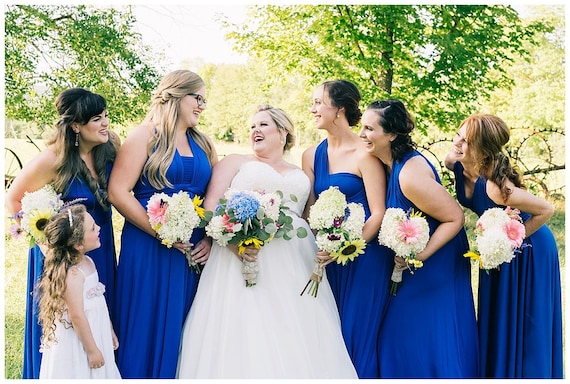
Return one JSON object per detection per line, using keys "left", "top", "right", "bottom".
{"left": 146, "top": 190, "right": 210, "bottom": 274}
{"left": 378, "top": 207, "right": 430, "bottom": 295}
{"left": 9, "top": 184, "right": 65, "bottom": 247}
{"left": 301, "top": 186, "right": 366, "bottom": 297}
{"left": 464, "top": 206, "right": 526, "bottom": 270}
{"left": 205, "top": 188, "right": 307, "bottom": 287}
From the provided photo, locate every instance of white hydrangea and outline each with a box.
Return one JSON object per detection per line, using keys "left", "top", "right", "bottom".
{"left": 343, "top": 203, "right": 365, "bottom": 239}
{"left": 155, "top": 191, "right": 200, "bottom": 247}
{"left": 308, "top": 186, "right": 347, "bottom": 230}
{"left": 476, "top": 230, "right": 514, "bottom": 269}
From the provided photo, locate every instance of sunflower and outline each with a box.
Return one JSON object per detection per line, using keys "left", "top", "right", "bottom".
{"left": 192, "top": 195, "right": 206, "bottom": 219}
{"left": 464, "top": 250, "right": 484, "bottom": 269}
{"left": 333, "top": 238, "right": 366, "bottom": 265}
{"left": 238, "top": 238, "right": 264, "bottom": 254}
{"left": 23, "top": 208, "right": 53, "bottom": 244}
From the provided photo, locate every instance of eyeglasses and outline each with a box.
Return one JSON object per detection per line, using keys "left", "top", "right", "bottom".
{"left": 188, "top": 93, "right": 207, "bottom": 107}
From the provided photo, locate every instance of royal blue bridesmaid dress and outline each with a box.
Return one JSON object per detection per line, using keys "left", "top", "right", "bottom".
{"left": 453, "top": 161, "right": 563, "bottom": 378}
{"left": 378, "top": 151, "right": 479, "bottom": 378}
{"left": 313, "top": 139, "right": 393, "bottom": 378}
{"left": 113, "top": 135, "right": 211, "bottom": 379}
{"left": 22, "top": 164, "right": 117, "bottom": 379}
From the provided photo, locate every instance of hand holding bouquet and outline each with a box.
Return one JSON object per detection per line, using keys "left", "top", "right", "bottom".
{"left": 9, "top": 184, "right": 65, "bottom": 247}
{"left": 205, "top": 188, "right": 307, "bottom": 287}
{"left": 301, "top": 186, "right": 366, "bottom": 297}
{"left": 378, "top": 207, "right": 430, "bottom": 295}
{"left": 464, "top": 206, "right": 526, "bottom": 270}
{"left": 146, "top": 191, "right": 210, "bottom": 274}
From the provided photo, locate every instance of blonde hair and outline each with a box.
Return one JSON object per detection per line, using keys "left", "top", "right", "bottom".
{"left": 143, "top": 70, "right": 216, "bottom": 189}
{"left": 37, "top": 205, "right": 87, "bottom": 347}
{"left": 255, "top": 104, "right": 295, "bottom": 152}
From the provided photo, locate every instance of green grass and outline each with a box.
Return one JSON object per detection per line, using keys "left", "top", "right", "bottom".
{"left": 3, "top": 141, "right": 565, "bottom": 378}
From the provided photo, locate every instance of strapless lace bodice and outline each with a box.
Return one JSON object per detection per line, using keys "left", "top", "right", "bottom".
{"left": 230, "top": 161, "right": 310, "bottom": 216}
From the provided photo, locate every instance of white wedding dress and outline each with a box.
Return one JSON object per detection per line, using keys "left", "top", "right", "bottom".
{"left": 176, "top": 161, "right": 357, "bottom": 379}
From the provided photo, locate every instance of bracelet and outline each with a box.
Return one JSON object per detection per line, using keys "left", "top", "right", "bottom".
{"left": 154, "top": 232, "right": 160, "bottom": 240}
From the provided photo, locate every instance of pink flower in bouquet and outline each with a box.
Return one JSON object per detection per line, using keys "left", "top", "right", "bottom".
{"left": 222, "top": 213, "right": 238, "bottom": 233}
{"left": 504, "top": 219, "right": 525, "bottom": 248}
{"left": 146, "top": 197, "right": 168, "bottom": 225}
{"left": 9, "top": 223, "right": 24, "bottom": 239}
{"left": 397, "top": 219, "right": 423, "bottom": 245}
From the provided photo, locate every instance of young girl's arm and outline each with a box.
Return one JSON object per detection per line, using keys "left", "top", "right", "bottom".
{"left": 65, "top": 267, "right": 105, "bottom": 369}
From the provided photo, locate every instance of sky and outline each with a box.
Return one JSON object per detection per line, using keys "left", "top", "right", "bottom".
{"left": 131, "top": 4, "right": 250, "bottom": 70}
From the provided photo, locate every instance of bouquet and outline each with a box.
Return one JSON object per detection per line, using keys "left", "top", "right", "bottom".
{"left": 301, "top": 186, "right": 366, "bottom": 297}
{"left": 9, "top": 184, "right": 65, "bottom": 247}
{"left": 464, "top": 206, "right": 526, "bottom": 270}
{"left": 378, "top": 207, "right": 430, "bottom": 295}
{"left": 205, "top": 188, "right": 307, "bottom": 287}
{"left": 146, "top": 190, "right": 210, "bottom": 274}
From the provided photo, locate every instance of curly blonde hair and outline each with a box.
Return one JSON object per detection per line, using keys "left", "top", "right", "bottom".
{"left": 37, "top": 205, "right": 87, "bottom": 347}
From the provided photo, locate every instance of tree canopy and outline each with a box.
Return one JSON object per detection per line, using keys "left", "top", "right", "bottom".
{"left": 4, "top": 5, "right": 162, "bottom": 131}
{"left": 226, "top": 4, "right": 544, "bottom": 133}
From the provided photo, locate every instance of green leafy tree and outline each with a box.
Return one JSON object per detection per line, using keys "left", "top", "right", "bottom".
{"left": 5, "top": 5, "right": 162, "bottom": 132}
{"left": 226, "top": 4, "right": 542, "bottom": 133}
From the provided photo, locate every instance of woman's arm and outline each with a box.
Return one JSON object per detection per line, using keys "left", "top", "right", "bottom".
{"left": 5, "top": 148, "right": 58, "bottom": 217}
{"left": 486, "top": 180, "right": 554, "bottom": 237}
{"left": 203, "top": 154, "right": 245, "bottom": 211}
{"left": 107, "top": 123, "right": 155, "bottom": 235}
{"left": 359, "top": 151, "right": 386, "bottom": 243}
{"left": 301, "top": 146, "right": 317, "bottom": 220}
{"left": 400, "top": 156, "right": 465, "bottom": 262}
{"left": 65, "top": 267, "right": 104, "bottom": 369}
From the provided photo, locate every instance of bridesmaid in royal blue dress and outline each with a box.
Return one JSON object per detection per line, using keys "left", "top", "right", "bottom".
{"left": 302, "top": 80, "right": 393, "bottom": 379}
{"left": 445, "top": 113, "right": 563, "bottom": 378}
{"left": 5, "top": 88, "right": 119, "bottom": 379}
{"left": 108, "top": 70, "right": 217, "bottom": 379}
{"left": 360, "top": 99, "right": 478, "bottom": 378}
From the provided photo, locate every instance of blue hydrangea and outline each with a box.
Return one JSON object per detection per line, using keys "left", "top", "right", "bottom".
{"left": 226, "top": 192, "right": 260, "bottom": 222}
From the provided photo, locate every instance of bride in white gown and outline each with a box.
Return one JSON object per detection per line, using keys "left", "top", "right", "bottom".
{"left": 176, "top": 105, "right": 357, "bottom": 379}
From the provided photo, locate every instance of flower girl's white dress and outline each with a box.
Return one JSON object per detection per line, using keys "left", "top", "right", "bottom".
{"left": 39, "top": 256, "right": 121, "bottom": 379}
{"left": 176, "top": 161, "right": 357, "bottom": 379}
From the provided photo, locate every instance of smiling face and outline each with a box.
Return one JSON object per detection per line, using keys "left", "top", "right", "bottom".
{"left": 451, "top": 124, "right": 471, "bottom": 162}
{"left": 310, "top": 85, "right": 338, "bottom": 131}
{"left": 179, "top": 86, "right": 206, "bottom": 128}
{"left": 359, "top": 109, "right": 395, "bottom": 158}
{"left": 250, "top": 110, "right": 284, "bottom": 155}
{"left": 73, "top": 110, "right": 110, "bottom": 147}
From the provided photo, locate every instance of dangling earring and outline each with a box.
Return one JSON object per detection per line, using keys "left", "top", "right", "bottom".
{"left": 75, "top": 132, "right": 79, "bottom": 147}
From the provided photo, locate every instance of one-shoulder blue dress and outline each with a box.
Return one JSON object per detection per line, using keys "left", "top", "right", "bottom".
{"left": 313, "top": 139, "right": 393, "bottom": 378}
{"left": 453, "top": 161, "right": 563, "bottom": 378}
{"left": 378, "top": 151, "right": 478, "bottom": 378}
{"left": 22, "top": 164, "right": 116, "bottom": 379}
{"left": 113, "top": 134, "right": 211, "bottom": 379}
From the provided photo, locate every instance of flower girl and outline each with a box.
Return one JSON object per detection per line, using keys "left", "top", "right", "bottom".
{"left": 36, "top": 205, "right": 121, "bottom": 379}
